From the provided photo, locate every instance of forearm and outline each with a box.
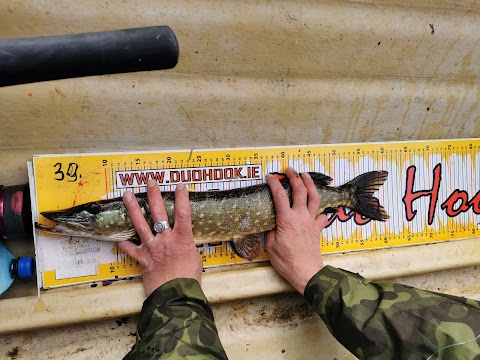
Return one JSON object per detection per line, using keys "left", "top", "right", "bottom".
{"left": 124, "top": 278, "right": 227, "bottom": 360}
{"left": 305, "top": 265, "right": 480, "bottom": 360}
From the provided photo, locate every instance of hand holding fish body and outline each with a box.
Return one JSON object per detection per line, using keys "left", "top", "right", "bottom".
{"left": 36, "top": 171, "right": 388, "bottom": 260}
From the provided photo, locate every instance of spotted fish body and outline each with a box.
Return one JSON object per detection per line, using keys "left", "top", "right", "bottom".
{"left": 36, "top": 171, "right": 388, "bottom": 260}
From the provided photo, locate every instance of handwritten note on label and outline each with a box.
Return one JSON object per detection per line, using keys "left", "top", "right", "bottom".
{"left": 53, "top": 238, "right": 100, "bottom": 280}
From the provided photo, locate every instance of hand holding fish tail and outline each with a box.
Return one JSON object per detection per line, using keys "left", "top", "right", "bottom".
{"left": 118, "top": 179, "right": 202, "bottom": 297}
{"left": 266, "top": 167, "right": 328, "bottom": 295}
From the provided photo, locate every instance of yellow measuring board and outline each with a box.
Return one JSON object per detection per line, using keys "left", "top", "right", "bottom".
{"left": 32, "top": 139, "right": 480, "bottom": 288}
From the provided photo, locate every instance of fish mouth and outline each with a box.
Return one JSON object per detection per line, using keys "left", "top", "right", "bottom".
{"left": 37, "top": 208, "right": 138, "bottom": 241}
{"left": 35, "top": 222, "right": 73, "bottom": 231}
{"left": 35, "top": 218, "right": 88, "bottom": 235}
{"left": 35, "top": 221, "right": 86, "bottom": 236}
{"left": 41, "top": 210, "right": 77, "bottom": 222}
{"left": 36, "top": 210, "right": 93, "bottom": 239}
{"left": 37, "top": 208, "right": 137, "bottom": 241}
{"left": 35, "top": 221, "right": 136, "bottom": 241}
{"left": 40, "top": 210, "right": 92, "bottom": 228}
{"left": 40, "top": 211, "right": 58, "bottom": 222}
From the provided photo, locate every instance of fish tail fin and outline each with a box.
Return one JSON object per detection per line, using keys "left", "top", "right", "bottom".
{"left": 340, "top": 171, "right": 389, "bottom": 221}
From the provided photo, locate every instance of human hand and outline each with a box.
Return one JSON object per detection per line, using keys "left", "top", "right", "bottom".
{"left": 118, "top": 179, "right": 202, "bottom": 297}
{"left": 265, "top": 168, "right": 328, "bottom": 295}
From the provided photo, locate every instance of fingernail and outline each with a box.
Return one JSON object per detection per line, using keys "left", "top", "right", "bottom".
{"left": 124, "top": 191, "right": 134, "bottom": 203}
{"left": 302, "top": 172, "right": 311, "bottom": 179}
{"left": 147, "top": 179, "right": 157, "bottom": 188}
{"left": 176, "top": 183, "right": 185, "bottom": 191}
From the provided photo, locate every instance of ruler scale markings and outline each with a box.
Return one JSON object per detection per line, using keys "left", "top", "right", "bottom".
{"left": 104, "top": 168, "right": 109, "bottom": 200}
{"left": 455, "top": 148, "right": 459, "bottom": 231}
{"left": 458, "top": 147, "right": 461, "bottom": 232}
{"left": 450, "top": 145, "right": 454, "bottom": 233}
{"left": 423, "top": 146, "right": 433, "bottom": 234}
{"left": 111, "top": 166, "right": 116, "bottom": 198}
{"left": 380, "top": 149, "right": 386, "bottom": 239}
{"left": 470, "top": 146, "right": 475, "bottom": 230}
{"left": 446, "top": 146, "right": 450, "bottom": 232}
{"left": 422, "top": 150, "right": 427, "bottom": 238}
{"left": 392, "top": 151, "right": 399, "bottom": 240}
{"left": 33, "top": 140, "right": 480, "bottom": 287}
{"left": 464, "top": 146, "right": 467, "bottom": 229}
{"left": 462, "top": 147, "right": 466, "bottom": 229}
{"left": 465, "top": 146, "right": 470, "bottom": 228}
{"left": 456, "top": 145, "right": 459, "bottom": 228}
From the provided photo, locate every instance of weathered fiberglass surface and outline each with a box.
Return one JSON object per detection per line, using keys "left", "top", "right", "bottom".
{"left": 1, "top": 0, "right": 480, "bottom": 358}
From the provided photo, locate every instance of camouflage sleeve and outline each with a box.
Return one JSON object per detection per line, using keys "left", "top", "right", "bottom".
{"left": 304, "top": 265, "right": 480, "bottom": 360}
{"left": 123, "top": 278, "right": 228, "bottom": 360}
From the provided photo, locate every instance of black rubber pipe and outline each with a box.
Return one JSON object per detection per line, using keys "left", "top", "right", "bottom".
{"left": 0, "top": 26, "right": 179, "bottom": 87}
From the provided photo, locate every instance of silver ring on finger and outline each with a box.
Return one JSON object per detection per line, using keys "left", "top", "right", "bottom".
{"left": 153, "top": 220, "right": 170, "bottom": 234}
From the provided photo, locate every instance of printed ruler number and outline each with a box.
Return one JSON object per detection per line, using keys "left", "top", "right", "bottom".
{"left": 53, "top": 162, "right": 81, "bottom": 182}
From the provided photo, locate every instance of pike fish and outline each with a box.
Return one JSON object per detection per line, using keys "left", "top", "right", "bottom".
{"left": 35, "top": 171, "right": 388, "bottom": 260}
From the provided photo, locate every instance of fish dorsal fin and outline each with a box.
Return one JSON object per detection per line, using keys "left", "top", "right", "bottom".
{"left": 269, "top": 172, "right": 332, "bottom": 186}
{"left": 306, "top": 172, "right": 332, "bottom": 186}
{"left": 232, "top": 234, "right": 262, "bottom": 261}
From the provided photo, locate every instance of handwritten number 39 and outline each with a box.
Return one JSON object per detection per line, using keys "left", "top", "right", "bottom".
{"left": 54, "top": 162, "right": 80, "bottom": 182}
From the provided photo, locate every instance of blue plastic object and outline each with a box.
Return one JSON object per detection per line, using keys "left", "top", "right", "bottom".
{"left": 0, "top": 244, "right": 34, "bottom": 296}
{"left": 17, "top": 256, "right": 34, "bottom": 279}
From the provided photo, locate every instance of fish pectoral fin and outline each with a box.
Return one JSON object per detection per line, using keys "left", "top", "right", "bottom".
{"left": 232, "top": 234, "right": 263, "bottom": 261}
{"left": 130, "top": 235, "right": 141, "bottom": 246}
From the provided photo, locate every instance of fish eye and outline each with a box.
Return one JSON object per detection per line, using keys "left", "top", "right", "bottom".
{"left": 88, "top": 203, "right": 101, "bottom": 215}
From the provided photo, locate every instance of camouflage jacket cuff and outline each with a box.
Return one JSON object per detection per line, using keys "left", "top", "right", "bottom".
{"left": 303, "top": 265, "right": 368, "bottom": 317}
{"left": 125, "top": 278, "right": 228, "bottom": 359}
{"left": 303, "top": 265, "right": 480, "bottom": 360}
{"left": 137, "top": 278, "right": 209, "bottom": 339}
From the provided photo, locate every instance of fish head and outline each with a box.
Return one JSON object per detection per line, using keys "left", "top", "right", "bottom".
{"left": 37, "top": 200, "right": 137, "bottom": 241}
